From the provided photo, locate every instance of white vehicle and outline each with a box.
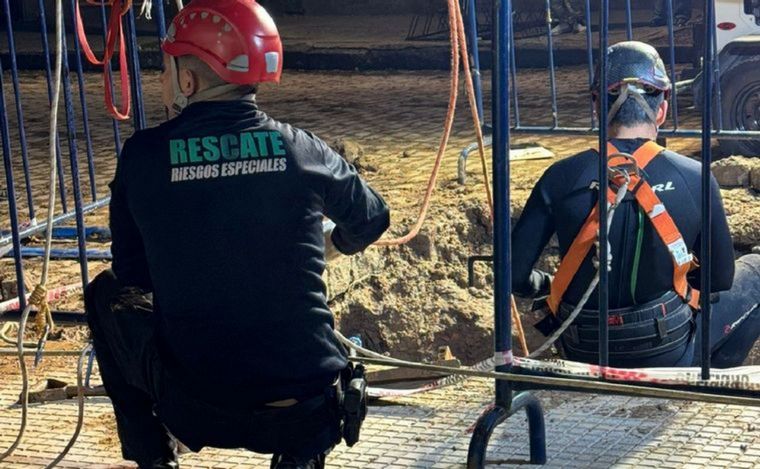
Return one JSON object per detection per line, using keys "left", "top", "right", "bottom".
{"left": 692, "top": 0, "right": 760, "bottom": 155}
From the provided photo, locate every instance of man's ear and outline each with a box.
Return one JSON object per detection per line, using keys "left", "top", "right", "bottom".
{"left": 655, "top": 99, "right": 669, "bottom": 127}
{"left": 178, "top": 68, "right": 198, "bottom": 98}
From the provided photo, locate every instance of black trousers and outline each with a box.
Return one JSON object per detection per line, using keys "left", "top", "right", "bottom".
{"left": 551, "top": 0, "right": 584, "bottom": 27}
{"left": 85, "top": 270, "right": 342, "bottom": 467}
{"left": 653, "top": 0, "right": 693, "bottom": 21}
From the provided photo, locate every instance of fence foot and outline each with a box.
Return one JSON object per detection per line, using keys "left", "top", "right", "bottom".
{"left": 466, "top": 391, "right": 546, "bottom": 468}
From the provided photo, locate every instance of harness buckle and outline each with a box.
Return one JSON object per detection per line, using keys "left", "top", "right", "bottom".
{"left": 655, "top": 316, "right": 669, "bottom": 339}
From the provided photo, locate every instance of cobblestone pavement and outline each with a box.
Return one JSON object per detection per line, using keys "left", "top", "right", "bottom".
{"left": 1, "top": 69, "right": 758, "bottom": 468}
{"left": 1, "top": 362, "right": 759, "bottom": 468}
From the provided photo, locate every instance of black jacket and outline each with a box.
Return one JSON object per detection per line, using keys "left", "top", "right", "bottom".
{"left": 110, "top": 98, "right": 390, "bottom": 403}
{"left": 512, "top": 138, "right": 734, "bottom": 309}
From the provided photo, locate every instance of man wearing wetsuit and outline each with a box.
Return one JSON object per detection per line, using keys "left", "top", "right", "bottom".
{"left": 84, "top": 2, "right": 389, "bottom": 468}
{"left": 512, "top": 41, "right": 760, "bottom": 368}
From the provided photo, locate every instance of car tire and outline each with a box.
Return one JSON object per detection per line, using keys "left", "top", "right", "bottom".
{"left": 717, "top": 55, "right": 760, "bottom": 157}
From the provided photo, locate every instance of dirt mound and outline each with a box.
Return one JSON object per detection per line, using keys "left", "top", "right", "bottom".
{"left": 334, "top": 199, "right": 497, "bottom": 364}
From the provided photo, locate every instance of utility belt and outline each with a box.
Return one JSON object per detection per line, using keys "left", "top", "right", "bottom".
{"left": 263, "top": 363, "right": 368, "bottom": 449}
{"left": 558, "top": 291, "right": 695, "bottom": 360}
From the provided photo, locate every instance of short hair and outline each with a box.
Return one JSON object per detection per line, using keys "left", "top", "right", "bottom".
{"left": 177, "top": 55, "right": 226, "bottom": 88}
{"left": 175, "top": 55, "right": 258, "bottom": 95}
{"left": 607, "top": 91, "right": 665, "bottom": 127}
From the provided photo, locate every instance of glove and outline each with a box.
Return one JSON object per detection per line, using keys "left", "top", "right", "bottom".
{"left": 324, "top": 228, "right": 343, "bottom": 262}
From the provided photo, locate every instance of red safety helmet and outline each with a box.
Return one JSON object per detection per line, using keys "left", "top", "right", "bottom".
{"left": 162, "top": 0, "right": 282, "bottom": 85}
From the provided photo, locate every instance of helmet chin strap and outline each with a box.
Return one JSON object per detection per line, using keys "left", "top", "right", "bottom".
{"left": 170, "top": 56, "right": 255, "bottom": 115}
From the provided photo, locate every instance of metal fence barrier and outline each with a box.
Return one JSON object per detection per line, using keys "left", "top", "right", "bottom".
{"left": 465, "top": 1, "right": 760, "bottom": 467}
{"left": 459, "top": 0, "right": 760, "bottom": 184}
{"left": 0, "top": 0, "right": 168, "bottom": 313}
{"left": 0, "top": 1, "right": 758, "bottom": 467}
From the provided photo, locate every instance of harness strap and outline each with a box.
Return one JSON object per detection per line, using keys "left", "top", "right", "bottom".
{"left": 547, "top": 141, "right": 700, "bottom": 314}
{"left": 74, "top": 0, "right": 132, "bottom": 120}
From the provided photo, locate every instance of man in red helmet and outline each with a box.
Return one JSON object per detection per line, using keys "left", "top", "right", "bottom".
{"left": 511, "top": 41, "right": 759, "bottom": 368}
{"left": 84, "top": 1, "right": 389, "bottom": 468}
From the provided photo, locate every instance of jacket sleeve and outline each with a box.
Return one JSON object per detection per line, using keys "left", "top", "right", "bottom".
{"left": 109, "top": 140, "right": 153, "bottom": 290}
{"left": 511, "top": 171, "right": 556, "bottom": 298}
{"left": 316, "top": 137, "right": 390, "bottom": 254}
{"left": 688, "top": 174, "right": 734, "bottom": 292}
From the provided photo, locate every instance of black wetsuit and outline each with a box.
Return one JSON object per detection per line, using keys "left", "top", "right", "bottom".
{"left": 85, "top": 98, "right": 390, "bottom": 466}
{"left": 512, "top": 138, "right": 760, "bottom": 367}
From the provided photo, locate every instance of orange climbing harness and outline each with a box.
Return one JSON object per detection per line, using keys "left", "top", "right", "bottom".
{"left": 74, "top": 0, "right": 133, "bottom": 120}
{"left": 547, "top": 140, "right": 701, "bottom": 315}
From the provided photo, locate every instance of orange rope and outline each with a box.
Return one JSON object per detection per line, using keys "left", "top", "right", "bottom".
{"left": 453, "top": 2, "right": 493, "bottom": 219}
{"left": 372, "top": 0, "right": 530, "bottom": 355}
{"left": 373, "top": 0, "right": 460, "bottom": 246}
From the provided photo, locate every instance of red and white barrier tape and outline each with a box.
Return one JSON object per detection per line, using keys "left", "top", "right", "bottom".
{"left": 0, "top": 283, "right": 83, "bottom": 314}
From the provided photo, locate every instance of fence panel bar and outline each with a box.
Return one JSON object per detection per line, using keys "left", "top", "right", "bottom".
{"left": 60, "top": 31, "right": 90, "bottom": 288}
{"left": 700, "top": 0, "right": 715, "bottom": 381}
{"left": 126, "top": 9, "right": 147, "bottom": 130}
{"left": 0, "top": 199, "right": 110, "bottom": 248}
{"left": 666, "top": 0, "right": 680, "bottom": 129}
{"left": 153, "top": 0, "right": 168, "bottom": 43}
{"left": 493, "top": 0, "right": 514, "bottom": 409}
{"left": 99, "top": 1, "right": 123, "bottom": 157}
{"left": 711, "top": 0, "right": 723, "bottom": 132}
{"left": 491, "top": 0, "right": 512, "bottom": 409}
{"left": 68, "top": 0, "right": 98, "bottom": 202}
{"left": 2, "top": 0, "right": 34, "bottom": 221}
{"left": 465, "top": 0, "right": 485, "bottom": 122}
{"left": 0, "top": 59, "right": 27, "bottom": 310}
{"left": 544, "top": 0, "right": 559, "bottom": 128}
{"left": 597, "top": 0, "right": 611, "bottom": 367}
{"left": 509, "top": 3, "right": 520, "bottom": 127}
{"left": 624, "top": 0, "right": 633, "bottom": 40}
{"left": 584, "top": 0, "right": 595, "bottom": 128}
{"left": 38, "top": 0, "right": 69, "bottom": 214}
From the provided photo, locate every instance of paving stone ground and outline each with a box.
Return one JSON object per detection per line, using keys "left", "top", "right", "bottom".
{"left": 0, "top": 69, "right": 758, "bottom": 468}
{"left": 1, "top": 363, "right": 759, "bottom": 468}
